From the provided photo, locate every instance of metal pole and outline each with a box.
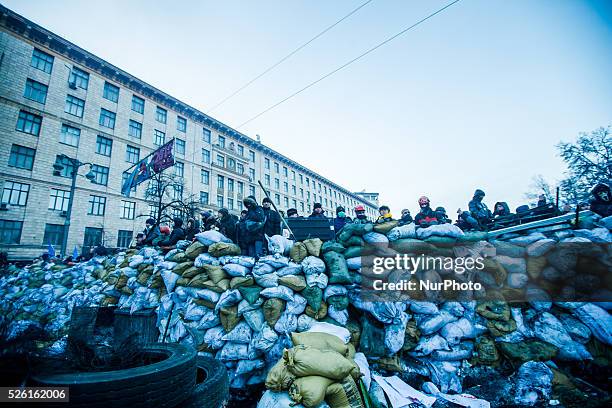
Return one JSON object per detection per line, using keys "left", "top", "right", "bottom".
{"left": 555, "top": 187, "right": 560, "bottom": 210}
{"left": 257, "top": 180, "right": 294, "bottom": 237}
{"left": 60, "top": 161, "right": 79, "bottom": 258}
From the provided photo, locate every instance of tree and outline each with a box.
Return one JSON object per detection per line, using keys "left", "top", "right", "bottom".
{"left": 140, "top": 171, "right": 201, "bottom": 225}
{"left": 524, "top": 174, "right": 556, "bottom": 205}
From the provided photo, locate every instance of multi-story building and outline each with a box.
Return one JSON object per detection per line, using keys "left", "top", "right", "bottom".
{"left": 354, "top": 191, "right": 380, "bottom": 207}
{"left": 0, "top": 6, "right": 378, "bottom": 260}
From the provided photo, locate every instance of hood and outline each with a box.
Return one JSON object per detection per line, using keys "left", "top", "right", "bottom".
{"left": 590, "top": 182, "right": 611, "bottom": 203}
{"left": 494, "top": 201, "right": 510, "bottom": 214}
{"left": 473, "top": 189, "right": 485, "bottom": 200}
{"left": 243, "top": 197, "right": 258, "bottom": 208}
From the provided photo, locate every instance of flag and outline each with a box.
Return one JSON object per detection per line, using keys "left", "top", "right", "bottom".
{"left": 151, "top": 139, "right": 175, "bottom": 173}
{"left": 47, "top": 242, "right": 55, "bottom": 258}
{"left": 121, "top": 139, "right": 175, "bottom": 197}
{"left": 72, "top": 246, "right": 79, "bottom": 259}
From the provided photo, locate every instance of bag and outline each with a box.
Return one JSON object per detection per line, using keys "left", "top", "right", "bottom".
{"left": 323, "top": 252, "right": 352, "bottom": 284}
{"left": 291, "top": 331, "right": 349, "bottom": 357}
{"left": 263, "top": 298, "right": 286, "bottom": 326}
{"left": 325, "top": 377, "right": 364, "bottom": 408}
{"left": 265, "top": 359, "right": 296, "bottom": 391}
{"left": 284, "top": 345, "right": 358, "bottom": 380}
{"left": 289, "top": 376, "right": 334, "bottom": 408}
{"left": 209, "top": 242, "right": 242, "bottom": 258}
{"left": 289, "top": 242, "right": 309, "bottom": 263}
{"left": 246, "top": 215, "right": 267, "bottom": 233}
{"left": 279, "top": 275, "right": 307, "bottom": 291}
{"left": 303, "top": 238, "right": 324, "bottom": 257}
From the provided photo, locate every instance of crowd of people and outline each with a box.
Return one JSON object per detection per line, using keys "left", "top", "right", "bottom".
{"left": 129, "top": 180, "right": 612, "bottom": 259}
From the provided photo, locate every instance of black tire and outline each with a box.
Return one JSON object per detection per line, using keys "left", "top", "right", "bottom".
{"left": 31, "top": 343, "right": 196, "bottom": 408}
{"left": 178, "top": 356, "right": 229, "bottom": 408}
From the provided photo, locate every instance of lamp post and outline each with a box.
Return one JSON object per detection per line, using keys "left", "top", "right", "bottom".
{"left": 53, "top": 154, "right": 96, "bottom": 258}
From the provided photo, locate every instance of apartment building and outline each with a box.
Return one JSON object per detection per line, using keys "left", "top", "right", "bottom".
{"left": 0, "top": 6, "right": 378, "bottom": 259}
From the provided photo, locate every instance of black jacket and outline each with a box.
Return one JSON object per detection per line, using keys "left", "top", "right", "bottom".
{"left": 415, "top": 207, "right": 439, "bottom": 228}
{"left": 469, "top": 189, "right": 492, "bottom": 221}
{"left": 243, "top": 198, "right": 266, "bottom": 244}
{"left": 158, "top": 227, "right": 185, "bottom": 247}
{"left": 590, "top": 183, "right": 612, "bottom": 217}
{"left": 493, "top": 202, "right": 511, "bottom": 217}
{"left": 219, "top": 214, "right": 238, "bottom": 242}
{"left": 143, "top": 225, "right": 161, "bottom": 246}
{"left": 262, "top": 207, "right": 281, "bottom": 237}
{"left": 308, "top": 211, "right": 327, "bottom": 219}
{"left": 397, "top": 213, "right": 413, "bottom": 226}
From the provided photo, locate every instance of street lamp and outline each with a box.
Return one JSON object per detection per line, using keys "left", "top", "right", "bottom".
{"left": 53, "top": 154, "right": 95, "bottom": 257}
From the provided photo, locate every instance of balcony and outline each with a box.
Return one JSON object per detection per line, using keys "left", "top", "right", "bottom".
{"left": 211, "top": 162, "right": 249, "bottom": 179}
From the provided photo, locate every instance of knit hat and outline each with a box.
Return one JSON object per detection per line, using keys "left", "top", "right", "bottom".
{"left": 287, "top": 208, "right": 298, "bottom": 217}
{"left": 262, "top": 197, "right": 273, "bottom": 204}
{"left": 313, "top": 202, "right": 322, "bottom": 210}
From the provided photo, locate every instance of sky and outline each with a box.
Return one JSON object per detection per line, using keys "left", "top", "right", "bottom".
{"left": 4, "top": 0, "right": 611, "bottom": 217}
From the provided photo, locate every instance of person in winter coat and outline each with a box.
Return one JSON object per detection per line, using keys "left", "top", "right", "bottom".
{"left": 217, "top": 208, "right": 238, "bottom": 242}
{"left": 537, "top": 194, "right": 547, "bottom": 207}
{"left": 242, "top": 196, "right": 266, "bottom": 257}
{"left": 200, "top": 211, "right": 218, "bottom": 232}
{"left": 235, "top": 209, "right": 249, "bottom": 253}
{"left": 143, "top": 218, "right": 161, "bottom": 246}
{"left": 333, "top": 206, "right": 351, "bottom": 233}
{"left": 262, "top": 197, "right": 281, "bottom": 236}
{"left": 468, "top": 189, "right": 493, "bottom": 229}
{"left": 455, "top": 209, "right": 480, "bottom": 231}
{"left": 435, "top": 207, "right": 451, "bottom": 224}
{"left": 309, "top": 203, "right": 326, "bottom": 218}
{"left": 158, "top": 217, "right": 186, "bottom": 248}
{"left": 493, "top": 202, "right": 511, "bottom": 218}
{"left": 287, "top": 208, "right": 300, "bottom": 218}
{"left": 353, "top": 205, "right": 369, "bottom": 224}
{"left": 184, "top": 218, "right": 200, "bottom": 241}
{"left": 376, "top": 205, "right": 394, "bottom": 223}
{"left": 589, "top": 182, "right": 612, "bottom": 217}
{"left": 414, "top": 196, "right": 439, "bottom": 228}
{"left": 397, "top": 209, "right": 413, "bottom": 226}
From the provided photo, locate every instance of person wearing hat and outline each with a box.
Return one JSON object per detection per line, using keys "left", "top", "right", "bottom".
{"left": 158, "top": 217, "right": 186, "bottom": 248}
{"left": 468, "top": 189, "right": 492, "bottom": 229}
{"left": 217, "top": 208, "right": 238, "bottom": 242}
{"left": 376, "top": 205, "right": 394, "bottom": 224}
{"left": 353, "top": 205, "right": 369, "bottom": 224}
{"left": 435, "top": 206, "right": 452, "bottom": 224}
{"left": 200, "top": 210, "right": 218, "bottom": 232}
{"left": 397, "top": 209, "right": 413, "bottom": 226}
{"left": 142, "top": 218, "right": 161, "bottom": 246}
{"left": 261, "top": 196, "right": 281, "bottom": 237}
{"left": 287, "top": 208, "right": 300, "bottom": 218}
{"left": 333, "top": 206, "right": 350, "bottom": 232}
{"left": 242, "top": 196, "right": 266, "bottom": 257}
{"left": 308, "top": 202, "right": 326, "bottom": 218}
{"left": 414, "top": 196, "right": 439, "bottom": 228}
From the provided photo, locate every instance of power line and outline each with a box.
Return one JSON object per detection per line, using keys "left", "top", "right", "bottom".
{"left": 207, "top": 0, "right": 373, "bottom": 113}
{"left": 238, "top": 0, "right": 461, "bottom": 129}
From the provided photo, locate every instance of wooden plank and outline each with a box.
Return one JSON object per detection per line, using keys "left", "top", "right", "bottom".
{"left": 487, "top": 210, "right": 594, "bottom": 238}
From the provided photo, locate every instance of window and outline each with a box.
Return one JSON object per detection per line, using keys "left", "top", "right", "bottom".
{"left": 177, "top": 116, "right": 187, "bottom": 132}
{"left": 203, "top": 128, "right": 211, "bottom": 143}
{"left": 117, "top": 230, "right": 133, "bottom": 248}
{"left": 69, "top": 67, "right": 89, "bottom": 89}
{"left": 175, "top": 161, "right": 184, "bottom": 177}
{"left": 218, "top": 136, "right": 225, "bottom": 148}
{"left": 65, "top": 95, "right": 85, "bottom": 117}
{"left": 24, "top": 79, "right": 48, "bottom": 104}
{"left": 275, "top": 193, "right": 280, "bottom": 205}
{"left": 228, "top": 198, "right": 234, "bottom": 210}
{"left": 83, "top": 227, "right": 103, "bottom": 253}
{"left": 122, "top": 172, "right": 136, "bottom": 193}
{"left": 227, "top": 158, "right": 235, "bottom": 170}
{"left": 265, "top": 174, "right": 271, "bottom": 186}
{"left": 128, "top": 120, "right": 142, "bottom": 138}
{"left": 156, "top": 106, "right": 167, "bottom": 123}
{"left": 2, "top": 181, "right": 30, "bottom": 206}
{"left": 54, "top": 155, "right": 75, "bottom": 178}
{"left": 60, "top": 124, "right": 80, "bottom": 147}
{"left": 249, "top": 185, "right": 256, "bottom": 197}
{"left": 88, "top": 195, "right": 106, "bottom": 215}
{"left": 291, "top": 170, "right": 296, "bottom": 181}
{"left": 249, "top": 168, "right": 255, "bottom": 180}
{"left": 283, "top": 166, "right": 288, "bottom": 177}
{"left": 228, "top": 178, "right": 234, "bottom": 192}
{"left": 238, "top": 201, "right": 243, "bottom": 211}
{"left": 126, "top": 145, "right": 140, "bottom": 164}
{"left": 249, "top": 150, "right": 255, "bottom": 162}
{"left": 121, "top": 201, "right": 136, "bottom": 219}
{"left": 274, "top": 162, "right": 279, "bottom": 173}
{"left": 16, "top": 110, "right": 42, "bottom": 136}
{"left": 91, "top": 165, "right": 109, "bottom": 185}
{"left": 283, "top": 182, "right": 288, "bottom": 192}
{"left": 43, "top": 224, "right": 65, "bottom": 246}
{"left": 176, "top": 139, "right": 185, "bottom": 155}
{"left": 0, "top": 220, "right": 23, "bottom": 244}
{"left": 293, "top": 199, "right": 297, "bottom": 208}
{"left": 217, "top": 195, "right": 223, "bottom": 208}
{"left": 300, "top": 202, "right": 305, "bottom": 212}
{"left": 274, "top": 178, "right": 280, "bottom": 190}
{"left": 194, "top": 171, "right": 207, "bottom": 188}
{"left": 238, "top": 181, "right": 244, "bottom": 195}
{"left": 237, "top": 145, "right": 244, "bottom": 156}
{"left": 31, "top": 48, "right": 54, "bottom": 73}
{"left": 216, "top": 154, "right": 225, "bottom": 167}
{"left": 284, "top": 197, "right": 289, "bottom": 207}
{"left": 103, "top": 82, "right": 119, "bottom": 102}
{"left": 131, "top": 95, "right": 145, "bottom": 114}
{"left": 99, "top": 109, "right": 116, "bottom": 129}
{"left": 300, "top": 188, "right": 304, "bottom": 198}
{"left": 202, "top": 148, "right": 210, "bottom": 163}
{"left": 306, "top": 177, "right": 310, "bottom": 187}
{"left": 217, "top": 175, "right": 224, "bottom": 189}
{"left": 200, "top": 191, "right": 209, "bottom": 204}
{"left": 292, "top": 185, "right": 296, "bottom": 195}
{"left": 299, "top": 174, "right": 303, "bottom": 184}
{"left": 9, "top": 145, "right": 35, "bottom": 170}
{"left": 265, "top": 158, "right": 270, "bottom": 169}
{"left": 49, "top": 189, "right": 70, "bottom": 211}
{"left": 154, "top": 129, "right": 165, "bottom": 146}
{"left": 237, "top": 163, "right": 244, "bottom": 175}
{"left": 96, "top": 135, "right": 113, "bottom": 156}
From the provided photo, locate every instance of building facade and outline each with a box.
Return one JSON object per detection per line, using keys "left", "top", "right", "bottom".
{"left": 0, "top": 6, "right": 378, "bottom": 260}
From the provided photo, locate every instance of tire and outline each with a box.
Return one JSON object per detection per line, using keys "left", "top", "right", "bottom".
{"left": 178, "top": 356, "right": 229, "bottom": 408}
{"left": 31, "top": 343, "right": 196, "bottom": 408}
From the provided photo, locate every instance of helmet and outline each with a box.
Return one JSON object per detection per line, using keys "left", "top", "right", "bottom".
{"left": 354, "top": 205, "right": 365, "bottom": 212}
{"left": 418, "top": 196, "right": 430, "bottom": 206}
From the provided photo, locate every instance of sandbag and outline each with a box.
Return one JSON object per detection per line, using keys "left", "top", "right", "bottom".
{"left": 284, "top": 345, "right": 357, "bottom": 380}
{"left": 373, "top": 220, "right": 399, "bottom": 235}
{"left": 263, "top": 298, "right": 285, "bottom": 326}
{"left": 251, "top": 323, "right": 278, "bottom": 352}
{"left": 185, "top": 241, "right": 206, "bottom": 259}
{"left": 219, "top": 305, "right": 240, "bottom": 332}
{"left": 267, "top": 234, "right": 294, "bottom": 255}
{"left": 363, "top": 232, "right": 389, "bottom": 244}
{"left": 387, "top": 223, "right": 417, "bottom": 241}
{"left": 416, "top": 223, "right": 464, "bottom": 239}
{"left": 289, "top": 376, "right": 334, "bottom": 408}
{"left": 322, "top": 241, "right": 346, "bottom": 254}
{"left": 302, "top": 256, "right": 326, "bottom": 275}
{"left": 286, "top": 294, "right": 308, "bottom": 315}
{"left": 209, "top": 242, "right": 241, "bottom": 257}
{"left": 194, "top": 253, "right": 220, "bottom": 267}
{"left": 238, "top": 285, "right": 263, "bottom": 305}
{"left": 572, "top": 303, "right": 612, "bottom": 346}
{"left": 303, "top": 238, "right": 323, "bottom": 257}
{"left": 343, "top": 246, "right": 362, "bottom": 259}
{"left": 275, "top": 312, "right": 298, "bottom": 334}
{"left": 265, "top": 359, "right": 296, "bottom": 391}
{"left": 223, "top": 263, "right": 250, "bottom": 277}
{"left": 291, "top": 331, "right": 349, "bottom": 357}
{"left": 221, "top": 320, "right": 252, "bottom": 344}
{"left": 323, "top": 252, "right": 352, "bottom": 284}
{"left": 302, "top": 286, "right": 323, "bottom": 312}
{"left": 218, "top": 341, "right": 248, "bottom": 361}
{"left": 325, "top": 376, "right": 364, "bottom": 408}
{"left": 230, "top": 276, "right": 254, "bottom": 289}
{"left": 279, "top": 275, "right": 307, "bottom": 291}
{"left": 202, "top": 265, "right": 227, "bottom": 284}
{"left": 290, "top": 242, "right": 309, "bottom": 263}
{"left": 261, "top": 285, "right": 294, "bottom": 302}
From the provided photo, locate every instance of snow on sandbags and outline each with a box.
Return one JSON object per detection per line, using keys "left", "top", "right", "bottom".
{"left": 266, "top": 234, "right": 294, "bottom": 255}
{"left": 387, "top": 223, "right": 417, "bottom": 241}
{"left": 196, "top": 230, "right": 232, "bottom": 246}
{"left": 416, "top": 224, "right": 465, "bottom": 240}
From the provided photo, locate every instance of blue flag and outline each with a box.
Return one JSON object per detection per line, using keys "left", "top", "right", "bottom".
{"left": 47, "top": 242, "right": 55, "bottom": 258}
{"left": 72, "top": 246, "right": 79, "bottom": 259}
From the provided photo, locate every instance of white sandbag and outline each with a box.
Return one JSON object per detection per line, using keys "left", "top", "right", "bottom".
{"left": 184, "top": 300, "right": 209, "bottom": 321}
{"left": 194, "top": 253, "right": 221, "bottom": 267}
{"left": 260, "top": 286, "right": 294, "bottom": 302}
{"left": 297, "top": 314, "right": 316, "bottom": 332}
{"left": 307, "top": 322, "right": 351, "bottom": 344}
{"left": 196, "top": 230, "right": 231, "bottom": 246}
{"left": 346, "top": 257, "right": 361, "bottom": 270}
{"left": 128, "top": 255, "right": 145, "bottom": 268}
{"left": 410, "top": 301, "right": 439, "bottom": 315}
{"left": 237, "top": 298, "right": 264, "bottom": 315}
{"left": 236, "top": 358, "right": 265, "bottom": 376}
{"left": 533, "top": 312, "right": 592, "bottom": 360}
{"left": 572, "top": 228, "right": 612, "bottom": 243}
{"left": 557, "top": 313, "right": 591, "bottom": 344}
{"left": 441, "top": 302, "right": 465, "bottom": 317}
{"left": 513, "top": 361, "right": 553, "bottom": 406}
{"left": 274, "top": 312, "right": 298, "bottom": 334}
{"left": 196, "top": 309, "right": 220, "bottom": 330}
{"left": 419, "top": 311, "right": 457, "bottom": 335}
{"left": 257, "top": 254, "right": 290, "bottom": 269}
{"left": 494, "top": 255, "right": 527, "bottom": 275}
{"left": 276, "top": 262, "right": 303, "bottom": 277}
{"left": 413, "top": 334, "right": 451, "bottom": 356}
{"left": 385, "top": 311, "right": 408, "bottom": 354}
{"left": 387, "top": 223, "right": 417, "bottom": 241}
{"left": 218, "top": 341, "right": 249, "bottom": 360}
{"left": 285, "top": 294, "right": 307, "bottom": 315}
{"left": 195, "top": 288, "right": 221, "bottom": 303}
{"left": 305, "top": 272, "right": 328, "bottom": 289}
{"left": 508, "top": 233, "right": 547, "bottom": 246}
{"left": 254, "top": 272, "right": 279, "bottom": 288}
{"left": 507, "top": 273, "right": 529, "bottom": 289}
{"left": 252, "top": 262, "right": 276, "bottom": 276}
{"left": 363, "top": 232, "right": 389, "bottom": 244}
{"left": 266, "top": 234, "right": 294, "bottom": 255}
{"left": 251, "top": 323, "right": 278, "bottom": 352}
{"left": 440, "top": 318, "right": 483, "bottom": 345}
{"left": 416, "top": 224, "right": 465, "bottom": 240}
{"left": 328, "top": 304, "right": 349, "bottom": 326}
{"left": 214, "top": 289, "right": 243, "bottom": 314}
{"left": 572, "top": 303, "right": 612, "bottom": 346}
{"left": 526, "top": 239, "right": 556, "bottom": 257}
{"left": 354, "top": 352, "right": 371, "bottom": 391}
{"left": 426, "top": 361, "right": 462, "bottom": 394}
{"left": 161, "top": 270, "right": 181, "bottom": 293}
{"left": 219, "top": 255, "right": 256, "bottom": 268}
{"left": 222, "top": 321, "right": 252, "bottom": 344}
{"left": 323, "top": 285, "right": 348, "bottom": 301}
{"left": 301, "top": 256, "right": 325, "bottom": 275}
{"left": 223, "top": 263, "right": 250, "bottom": 277}
{"left": 431, "top": 342, "right": 474, "bottom": 361}
{"left": 243, "top": 308, "right": 266, "bottom": 332}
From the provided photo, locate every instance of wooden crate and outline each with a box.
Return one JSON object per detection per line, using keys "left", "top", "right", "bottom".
{"left": 113, "top": 308, "right": 159, "bottom": 347}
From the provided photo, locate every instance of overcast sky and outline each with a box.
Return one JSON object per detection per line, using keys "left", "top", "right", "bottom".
{"left": 5, "top": 0, "right": 611, "bottom": 216}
